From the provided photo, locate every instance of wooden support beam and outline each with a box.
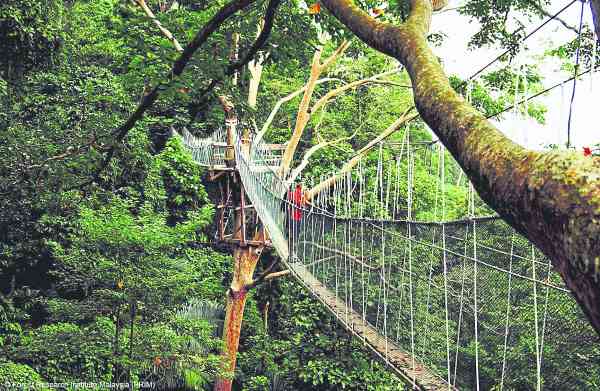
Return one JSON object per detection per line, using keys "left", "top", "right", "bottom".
{"left": 240, "top": 183, "right": 247, "bottom": 246}
{"left": 222, "top": 237, "right": 273, "bottom": 247}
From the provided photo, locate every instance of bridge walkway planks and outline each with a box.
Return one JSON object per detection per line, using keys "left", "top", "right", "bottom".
{"left": 287, "top": 262, "right": 454, "bottom": 391}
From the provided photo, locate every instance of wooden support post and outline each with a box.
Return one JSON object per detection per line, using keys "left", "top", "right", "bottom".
{"left": 218, "top": 181, "right": 226, "bottom": 241}
{"left": 225, "top": 118, "right": 236, "bottom": 167}
{"left": 220, "top": 96, "right": 237, "bottom": 167}
{"left": 240, "top": 183, "right": 247, "bottom": 246}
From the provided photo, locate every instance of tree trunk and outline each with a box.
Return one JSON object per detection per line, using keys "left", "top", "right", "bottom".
{"left": 248, "top": 58, "right": 264, "bottom": 109}
{"left": 248, "top": 20, "right": 266, "bottom": 109}
{"left": 591, "top": 0, "right": 600, "bottom": 42}
{"left": 321, "top": 0, "right": 600, "bottom": 335}
{"left": 214, "top": 245, "right": 262, "bottom": 391}
{"left": 214, "top": 102, "right": 266, "bottom": 391}
{"left": 278, "top": 40, "right": 350, "bottom": 177}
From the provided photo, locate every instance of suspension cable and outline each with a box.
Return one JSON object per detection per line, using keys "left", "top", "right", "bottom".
{"left": 487, "top": 65, "right": 596, "bottom": 119}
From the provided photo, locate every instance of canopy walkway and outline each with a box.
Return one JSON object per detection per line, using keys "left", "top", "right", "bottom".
{"left": 181, "top": 124, "right": 599, "bottom": 390}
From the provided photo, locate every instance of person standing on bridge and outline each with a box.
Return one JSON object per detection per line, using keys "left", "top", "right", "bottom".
{"left": 287, "top": 182, "right": 306, "bottom": 256}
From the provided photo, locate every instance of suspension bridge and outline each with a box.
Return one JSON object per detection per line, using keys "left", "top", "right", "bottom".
{"left": 180, "top": 123, "right": 599, "bottom": 390}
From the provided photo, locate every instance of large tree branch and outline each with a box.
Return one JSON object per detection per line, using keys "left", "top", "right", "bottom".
{"left": 233, "top": 0, "right": 281, "bottom": 70}
{"left": 79, "top": 0, "right": 256, "bottom": 188}
{"left": 244, "top": 258, "right": 290, "bottom": 290}
{"left": 310, "top": 68, "right": 404, "bottom": 113}
{"left": 189, "top": 0, "right": 282, "bottom": 120}
{"left": 321, "top": 0, "right": 600, "bottom": 335}
{"left": 285, "top": 131, "right": 357, "bottom": 188}
{"left": 526, "top": 0, "right": 578, "bottom": 33}
{"left": 278, "top": 40, "right": 351, "bottom": 178}
{"left": 255, "top": 70, "right": 408, "bottom": 147}
{"left": 133, "top": 0, "right": 184, "bottom": 52}
{"left": 247, "top": 20, "right": 267, "bottom": 109}
{"left": 254, "top": 77, "right": 342, "bottom": 145}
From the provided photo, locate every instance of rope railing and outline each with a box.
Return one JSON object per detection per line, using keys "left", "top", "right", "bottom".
{"left": 181, "top": 126, "right": 600, "bottom": 390}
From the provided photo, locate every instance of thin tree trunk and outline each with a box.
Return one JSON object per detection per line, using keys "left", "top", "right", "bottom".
{"left": 248, "top": 58, "right": 264, "bottom": 109}
{"left": 279, "top": 40, "right": 350, "bottom": 177}
{"left": 214, "top": 102, "right": 267, "bottom": 391}
{"left": 248, "top": 21, "right": 266, "bottom": 109}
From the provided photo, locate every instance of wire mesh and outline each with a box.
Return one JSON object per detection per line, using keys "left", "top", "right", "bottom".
{"left": 181, "top": 128, "right": 600, "bottom": 390}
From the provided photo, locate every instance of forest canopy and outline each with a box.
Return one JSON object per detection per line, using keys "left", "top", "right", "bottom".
{"left": 1, "top": 0, "right": 599, "bottom": 390}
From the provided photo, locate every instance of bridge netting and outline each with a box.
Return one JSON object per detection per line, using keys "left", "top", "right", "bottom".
{"left": 181, "top": 126, "right": 599, "bottom": 390}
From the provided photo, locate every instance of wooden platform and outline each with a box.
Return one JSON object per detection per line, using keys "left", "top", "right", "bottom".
{"left": 287, "top": 262, "right": 453, "bottom": 390}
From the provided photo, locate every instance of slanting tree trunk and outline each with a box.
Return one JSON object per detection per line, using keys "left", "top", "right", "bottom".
{"left": 248, "top": 57, "right": 264, "bottom": 109}
{"left": 279, "top": 40, "right": 351, "bottom": 177}
{"left": 321, "top": 0, "right": 600, "bottom": 335}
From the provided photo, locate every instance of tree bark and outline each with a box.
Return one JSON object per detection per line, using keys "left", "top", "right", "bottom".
{"left": 214, "top": 102, "right": 267, "bottom": 391}
{"left": 279, "top": 40, "right": 350, "bottom": 177}
{"left": 247, "top": 20, "right": 266, "bottom": 109}
{"left": 321, "top": 0, "right": 600, "bottom": 335}
{"left": 248, "top": 57, "right": 264, "bottom": 109}
{"left": 592, "top": 0, "right": 600, "bottom": 42}
{"left": 214, "top": 245, "right": 263, "bottom": 391}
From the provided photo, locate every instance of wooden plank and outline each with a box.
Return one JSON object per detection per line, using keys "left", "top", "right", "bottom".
{"left": 208, "top": 166, "right": 235, "bottom": 172}
{"left": 287, "top": 263, "right": 453, "bottom": 391}
{"left": 258, "top": 143, "right": 287, "bottom": 150}
{"left": 221, "top": 237, "right": 273, "bottom": 247}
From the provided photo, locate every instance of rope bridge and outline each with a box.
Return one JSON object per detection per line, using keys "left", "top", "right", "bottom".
{"left": 181, "top": 126, "right": 599, "bottom": 390}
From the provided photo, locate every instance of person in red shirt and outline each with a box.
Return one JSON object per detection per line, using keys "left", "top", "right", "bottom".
{"left": 287, "top": 183, "right": 305, "bottom": 253}
{"left": 291, "top": 183, "right": 304, "bottom": 221}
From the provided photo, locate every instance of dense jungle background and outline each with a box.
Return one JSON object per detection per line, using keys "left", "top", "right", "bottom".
{"left": 1, "top": 0, "right": 599, "bottom": 389}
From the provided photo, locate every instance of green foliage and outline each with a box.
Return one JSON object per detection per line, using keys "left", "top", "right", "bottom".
{"left": 237, "top": 279, "right": 407, "bottom": 390}
{"left": 548, "top": 28, "right": 599, "bottom": 71}
{"left": 0, "top": 0, "right": 65, "bottom": 79}
{"left": 0, "top": 0, "right": 586, "bottom": 389}
{"left": 8, "top": 319, "right": 114, "bottom": 382}
{"left": 459, "top": 0, "right": 546, "bottom": 51}
{"left": 0, "top": 361, "right": 46, "bottom": 388}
